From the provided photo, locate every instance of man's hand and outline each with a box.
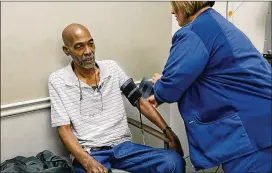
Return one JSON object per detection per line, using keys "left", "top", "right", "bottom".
{"left": 165, "top": 129, "right": 184, "bottom": 158}
{"left": 84, "top": 157, "right": 108, "bottom": 173}
{"left": 58, "top": 126, "right": 108, "bottom": 173}
{"left": 147, "top": 95, "right": 158, "bottom": 108}
{"left": 152, "top": 73, "right": 162, "bottom": 85}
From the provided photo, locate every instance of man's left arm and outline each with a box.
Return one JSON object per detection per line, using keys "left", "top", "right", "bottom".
{"left": 113, "top": 60, "right": 184, "bottom": 156}
{"left": 137, "top": 98, "right": 184, "bottom": 157}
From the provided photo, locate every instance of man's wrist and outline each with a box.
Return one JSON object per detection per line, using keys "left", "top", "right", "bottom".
{"left": 80, "top": 152, "right": 93, "bottom": 168}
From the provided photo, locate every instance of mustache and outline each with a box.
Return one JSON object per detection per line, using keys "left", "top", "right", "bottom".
{"left": 82, "top": 53, "right": 95, "bottom": 61}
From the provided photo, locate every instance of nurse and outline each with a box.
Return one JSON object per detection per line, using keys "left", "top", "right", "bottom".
{"left": 147, "top": 1, "right": 272, "bottom": 172}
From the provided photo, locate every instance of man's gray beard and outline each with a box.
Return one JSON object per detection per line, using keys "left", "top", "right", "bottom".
{"left": 81, "top": 55, "right": 95, "bottom": 69}
{"left": 82, "top": 61, "right": 95, "bottom": 69}
{"left": 71, "top": 53, "right": 95, "bottom": 69}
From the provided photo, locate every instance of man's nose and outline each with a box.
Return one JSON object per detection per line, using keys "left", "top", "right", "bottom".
{"left": 84, "top": 46, "right": 92, "bottom": 55}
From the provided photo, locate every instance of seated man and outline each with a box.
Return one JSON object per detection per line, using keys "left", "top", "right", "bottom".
{"left": 48, "top": 23, "right": 185, "bottom": 173}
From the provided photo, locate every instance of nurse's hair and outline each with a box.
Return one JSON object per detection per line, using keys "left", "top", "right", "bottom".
{"left": 171, "top": 1, "right": 215, "bottom": 19}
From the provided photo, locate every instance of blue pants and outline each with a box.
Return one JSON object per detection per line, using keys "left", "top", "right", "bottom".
{"left": 222, "top": 147, "right": 272, "bottom": 173}
{"left": 73, "top": 141, "right": 185, "bottom": 173}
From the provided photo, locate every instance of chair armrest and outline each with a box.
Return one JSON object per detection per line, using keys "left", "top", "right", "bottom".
{"left": 127, "top": 117, "right": 170, "bottom": 148}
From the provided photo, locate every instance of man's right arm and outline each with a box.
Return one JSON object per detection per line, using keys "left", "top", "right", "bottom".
{"left": 57, "top": 125, "right": 92, "bottom": 166}
{"left": 57, "top": 125, "right": 107, "bottom": 173}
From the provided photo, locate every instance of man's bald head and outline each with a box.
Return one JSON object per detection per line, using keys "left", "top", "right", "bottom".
{"left": 61, "top": 23, "right": 96, "bottom": 69}
{"left": 62, "top": 23, "right": 91, "bottom": 47}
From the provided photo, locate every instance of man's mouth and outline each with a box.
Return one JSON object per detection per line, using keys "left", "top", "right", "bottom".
{"left": 84, "top": 57, "right": 92, "bottom": 61}
{"left": 82, "top": 55, "right": 94, "bottom": 62}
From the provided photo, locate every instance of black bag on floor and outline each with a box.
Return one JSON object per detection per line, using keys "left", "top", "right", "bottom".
{"left": 1, "top": 150, "right": 73, "bottom": 173}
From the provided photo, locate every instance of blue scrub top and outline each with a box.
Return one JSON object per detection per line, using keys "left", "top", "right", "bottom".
{"left": 154, "top": 8, "right": 271, "bottom": 170}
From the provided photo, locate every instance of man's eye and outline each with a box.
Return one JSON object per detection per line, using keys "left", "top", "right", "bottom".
{"left": 75, "top": 45, "right": 82, "bottom": 49}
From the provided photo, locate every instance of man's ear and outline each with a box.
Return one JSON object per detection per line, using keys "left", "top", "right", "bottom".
{"left": 62, "top": 46, "right": 70, "bottom": 56}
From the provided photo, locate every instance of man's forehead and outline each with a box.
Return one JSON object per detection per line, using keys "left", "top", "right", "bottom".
{"left": 69, "top": 28, "right": 92, "bottom": 44}
{"left": 72, "top": 27, "right": 90, "bottom": 36}
{"left": 62, "top": 24, "right": 93, "bottom": 46}
{"left": 75, "top": 28, "right": 84, "bottom": 35}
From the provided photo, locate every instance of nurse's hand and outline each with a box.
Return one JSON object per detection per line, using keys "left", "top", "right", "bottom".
{"left": 147, "top": 95, "right": 158, "bottom": 108}
{"left": 165, "top": 129, "right": 184, "bottom": 158}
{"left": 152, "top": 73, "right": 162, "bottom": 84}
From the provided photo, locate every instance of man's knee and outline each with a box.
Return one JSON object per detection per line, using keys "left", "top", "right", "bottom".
{"left": 158, "top": 150, "right": 185, "bottom": 173}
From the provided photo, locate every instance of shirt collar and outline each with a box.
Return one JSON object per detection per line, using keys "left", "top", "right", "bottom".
{"left": 63, "top": 60, "right": 111, "bottom": 86}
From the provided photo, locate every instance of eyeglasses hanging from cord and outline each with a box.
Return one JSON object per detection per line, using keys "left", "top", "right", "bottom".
{"left": 77, "top": 67, "right": 103, "bottom": 117}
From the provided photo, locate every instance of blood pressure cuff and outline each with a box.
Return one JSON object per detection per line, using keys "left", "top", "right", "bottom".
{"left": 121, "top": 78, "right": 142, "bottom": 106}
{"left": 139, "top": 77, "right": 154, "bottom": 99}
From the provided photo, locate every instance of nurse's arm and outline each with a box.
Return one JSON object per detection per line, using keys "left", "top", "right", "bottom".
{"left": 154, "top": 30, "right": 210, "bottom": 104}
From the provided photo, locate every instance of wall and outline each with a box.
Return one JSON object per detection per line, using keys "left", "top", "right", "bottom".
{"left": 1, "top": 2, "right": 171, "bottom": 105}
{"left": 1, "top": 109, "right": 68, "bottom": 162}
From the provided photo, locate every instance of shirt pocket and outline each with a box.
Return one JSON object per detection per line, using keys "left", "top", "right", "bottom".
{"left": 187, "top": 112, "right": 254, "bottom": 169}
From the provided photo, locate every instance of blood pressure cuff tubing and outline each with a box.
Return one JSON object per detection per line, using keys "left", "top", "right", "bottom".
{"left": 121, "top": 78, "right": 142, "bottom": 106}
